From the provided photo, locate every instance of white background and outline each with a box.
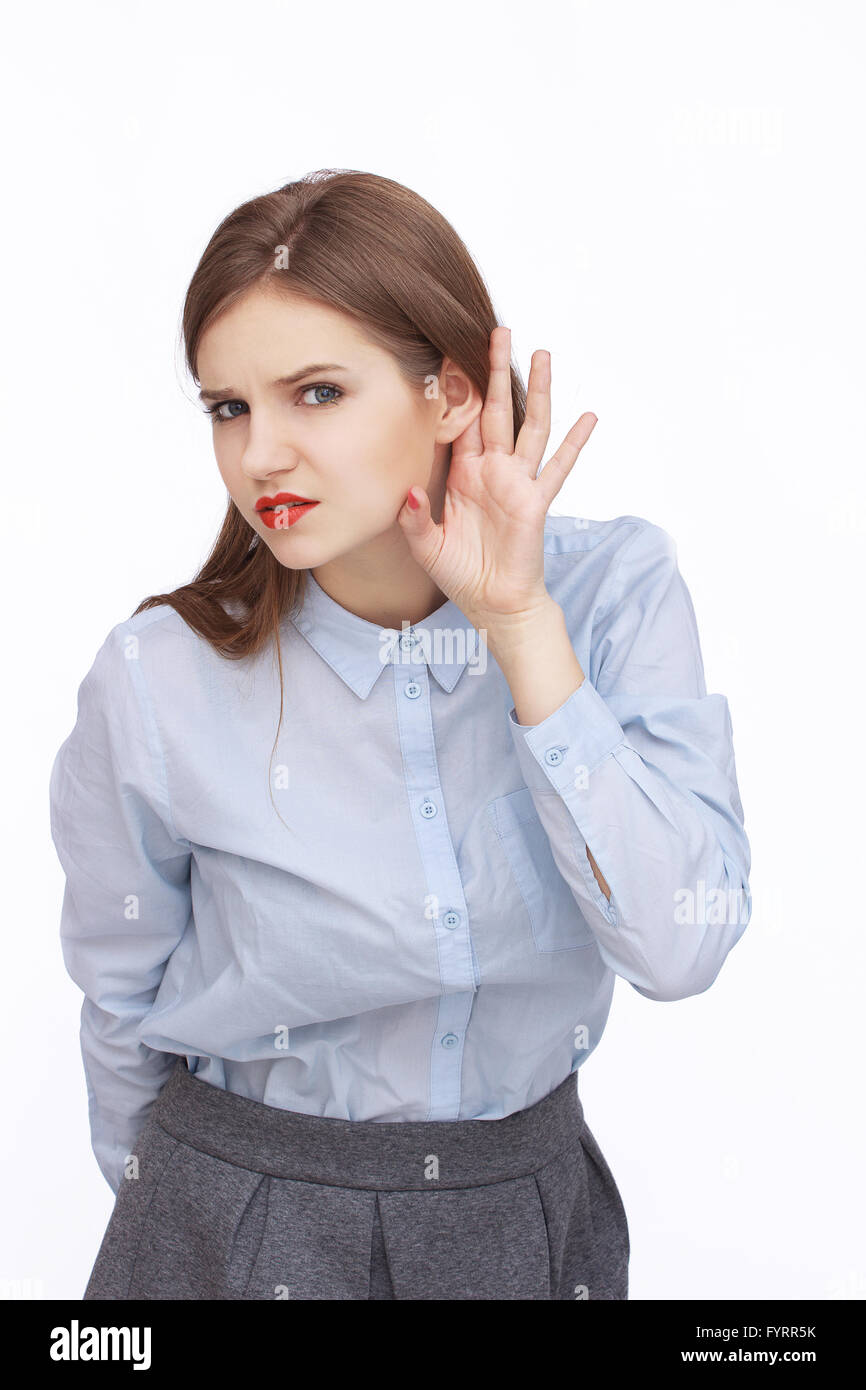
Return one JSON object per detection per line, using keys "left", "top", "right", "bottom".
{"left": 4, "top": 0, "right": 864, "bottom": 1301}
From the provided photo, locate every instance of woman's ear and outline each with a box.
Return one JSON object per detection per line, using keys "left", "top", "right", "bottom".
{"left": 433, "top": 357, "right": 483, "bottom": 445}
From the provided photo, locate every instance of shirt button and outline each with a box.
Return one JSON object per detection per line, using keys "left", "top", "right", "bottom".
{"left": 440, "top": 1033, "right": 459, "bottom": 1048}
{"left": 443, "top": 910, "right": 460, "bottom": 929}
{"left": 420, "top": 799, "right": 437, "bottom": 818}
{"left": 544, "top": 747, "right": 565, "bottom": 766}
{"left": 400, "top": 631, "right": 418, "bottom": 650}
{"left": 405, "top": 681, "right": 422, "bottom": 698}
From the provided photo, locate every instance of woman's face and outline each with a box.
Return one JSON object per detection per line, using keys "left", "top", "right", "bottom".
{"left": 195, "top": 283, "right": 458, "bottom": 570}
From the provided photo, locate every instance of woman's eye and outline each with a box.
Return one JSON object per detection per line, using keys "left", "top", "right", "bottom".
{"left": 300, "top": 383, "right": 343, "bottom": 406}
{"left": 210, "top": 400, "right": 247, "bottom": 422}
{"left": 204, "top": 382, "right": 343, "bottom": 424}
{"left": 207, "top": 400, "right": 250, "bottom": 419}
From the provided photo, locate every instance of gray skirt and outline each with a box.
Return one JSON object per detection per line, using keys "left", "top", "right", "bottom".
{"left": 83, "top": 1057, "right": 629, "bottom": 1300}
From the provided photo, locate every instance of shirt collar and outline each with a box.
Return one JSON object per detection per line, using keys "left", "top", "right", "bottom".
{"left": 290, "top": 571, "right": 485, "bottom": 699}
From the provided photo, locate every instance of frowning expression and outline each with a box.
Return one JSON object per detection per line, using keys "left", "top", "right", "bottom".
{"left": 195, "top": 283, "right": 445, "bottom": 568}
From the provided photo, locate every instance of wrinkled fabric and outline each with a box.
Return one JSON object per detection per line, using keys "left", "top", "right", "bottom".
{"left": 49, "top": 512, "right": 751, "bottom": 1195}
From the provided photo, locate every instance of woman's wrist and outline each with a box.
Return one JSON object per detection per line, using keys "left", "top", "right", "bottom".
{"left": 481, "top": 599, "right": 586, "bottom": 727}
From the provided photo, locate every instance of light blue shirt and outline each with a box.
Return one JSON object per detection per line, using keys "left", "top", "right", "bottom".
{"left": 48, "top": 513, "right": 751, "bottom": 1194}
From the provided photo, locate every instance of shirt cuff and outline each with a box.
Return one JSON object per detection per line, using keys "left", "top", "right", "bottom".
{"left": 507, "top": 677, "right": 627, "bottom": 796}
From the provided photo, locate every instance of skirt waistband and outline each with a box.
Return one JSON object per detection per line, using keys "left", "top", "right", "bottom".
{"left": 150, "top": 1058, "right": 585, "bottom": 1191}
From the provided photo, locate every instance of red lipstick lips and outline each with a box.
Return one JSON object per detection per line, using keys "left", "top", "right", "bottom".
{"left": 255, "top": 492, "right": 320, "bottom": 530}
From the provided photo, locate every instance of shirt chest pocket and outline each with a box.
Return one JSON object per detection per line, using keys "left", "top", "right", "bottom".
{"left": 487, "top": 786, "right": 596, "bottom": 951}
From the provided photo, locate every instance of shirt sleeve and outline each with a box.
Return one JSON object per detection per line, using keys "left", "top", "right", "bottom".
{"left": 48, "top": 621, "right": 192, "bottom": 1193}
{"left": 507, "top": 520, "right": 752, "bottom": 1001}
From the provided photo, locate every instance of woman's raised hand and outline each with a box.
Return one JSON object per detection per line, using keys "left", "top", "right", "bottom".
{"left": 398, "top": 326, "right": 597, "bottom": 629}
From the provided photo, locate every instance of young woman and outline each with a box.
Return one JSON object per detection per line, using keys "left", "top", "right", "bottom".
{"left": 49, "top": 168, "right": 751, "bottom": 1301}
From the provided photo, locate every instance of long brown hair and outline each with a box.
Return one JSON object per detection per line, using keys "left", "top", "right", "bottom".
{"left": 133, "top": 168, "right": 527, "bottom": 771}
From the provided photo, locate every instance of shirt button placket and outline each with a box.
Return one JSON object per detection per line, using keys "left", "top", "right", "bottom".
{"left": 393, "top": 635, "right": 476, "bottom": 1120}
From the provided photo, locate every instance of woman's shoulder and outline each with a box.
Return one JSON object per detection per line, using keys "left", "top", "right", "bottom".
{"left": 543, "top": 512, "right": 678, "bottom": 605}
{"left": 116, "top": 594, "right": 247, "bottom": 646}
{"left": 86, "top": 598, "right": 235, "bottom": 692}
{"left": 543, "top": 510, "right": 672, "bottom": 556}
{"left": 108, "top": 600, "right": 197, "bottom": 657}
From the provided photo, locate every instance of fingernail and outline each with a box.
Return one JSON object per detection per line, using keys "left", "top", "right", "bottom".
{"left": 406, "top": 489, "right": 419, "bottom": 511}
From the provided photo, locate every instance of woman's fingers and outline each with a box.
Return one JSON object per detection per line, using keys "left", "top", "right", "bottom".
{"left": 456, "top": 329, "right": 595, "bottom": 506}
{"left": 514, "top": 348, "right": 552, "bottom": 477}
{"left": 535, "top": 412, "right": 598, "bottom": 506}
{"left": 479, "top": 326, "right": 515, "bottom": 457}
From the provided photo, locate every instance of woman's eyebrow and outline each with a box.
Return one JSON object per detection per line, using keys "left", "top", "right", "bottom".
{"left": 198, "top": 364, "right": 350, "bottom": 401}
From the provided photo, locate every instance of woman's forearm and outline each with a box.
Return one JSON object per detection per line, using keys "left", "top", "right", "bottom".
{"left": 484, "top": 598, "right": 612, "bottom": 901}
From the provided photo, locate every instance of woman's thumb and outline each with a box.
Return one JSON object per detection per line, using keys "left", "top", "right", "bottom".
{"left": 398, "top": 487, "right": 441, "bottom": 568}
